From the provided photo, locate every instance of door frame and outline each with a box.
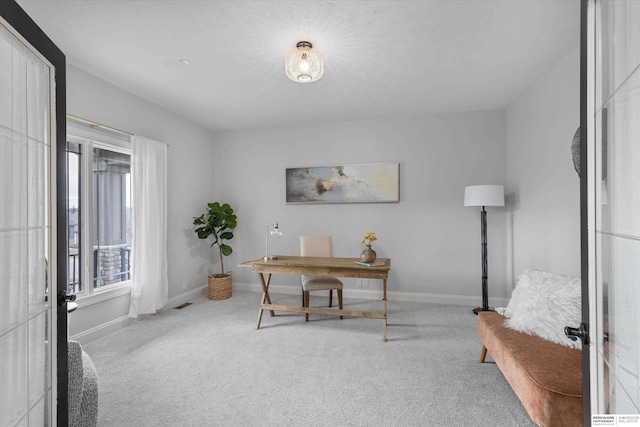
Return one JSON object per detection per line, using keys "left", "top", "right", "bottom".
{"left": 0, "top": 1, "right": 67, "bottom": 425}
{"left": 579, "top": 0, "right": 592, "bottom": 424}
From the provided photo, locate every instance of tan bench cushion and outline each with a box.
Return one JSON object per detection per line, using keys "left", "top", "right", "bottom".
{"left": 478, "top": 311, "right": 583, "bottom": 427}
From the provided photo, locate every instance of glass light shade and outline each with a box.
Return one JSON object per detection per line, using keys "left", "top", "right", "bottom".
{"left": 285, "top": 41, "right": 324, "bottom": 83}
{"left": 265, "top": 222, "right": 283, "bottom": 261}
{"left": 270, "top": 224, "right": 282, "bottom": 238}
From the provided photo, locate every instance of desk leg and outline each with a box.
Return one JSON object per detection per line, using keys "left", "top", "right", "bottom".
{"left": 256, "top": 273, "right": 274, "bottom": 330}
{"left": 383, "top": 278, "right": 388, "bottom": 342}
{"left": 256, "top": 288, "right": 266, "bottom": 330}
{"left": 260, "top": 273, "right": 275, "bottom": 317}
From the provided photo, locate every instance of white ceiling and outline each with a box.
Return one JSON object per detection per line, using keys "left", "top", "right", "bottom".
{"left": 16, "top": 0, "right": 580, "bottom": 132}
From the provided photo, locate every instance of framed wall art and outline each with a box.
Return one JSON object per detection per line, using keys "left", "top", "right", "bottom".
{"left": 285, "top": 162, "right": 400, "bottom": 204}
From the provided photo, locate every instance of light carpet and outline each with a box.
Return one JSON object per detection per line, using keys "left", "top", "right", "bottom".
{"left": 83, "top": 291, "right": 536, "bottom": 427}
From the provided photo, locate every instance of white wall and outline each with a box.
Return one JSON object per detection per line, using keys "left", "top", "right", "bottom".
{"left": 211, "top": 111, "right": 509, "bottom": 305}
{"left": 66, "top": 40, "right": 581, "bottom": 340}
{"left": 66, "top": 65, "right": 217, "bottom": 339}
{"left": 67, "top": 41, "right": 580, "bottom": 340}
{"left": 505, "top": 45, "right": 581, "bottom": 285}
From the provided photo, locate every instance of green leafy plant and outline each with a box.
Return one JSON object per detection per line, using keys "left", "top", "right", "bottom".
{"left": 193, "top": 202, "right": 238, "bottom": 276}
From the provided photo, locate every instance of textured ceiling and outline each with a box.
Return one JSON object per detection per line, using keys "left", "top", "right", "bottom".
{"left": 16, "top": 0, "right": 580, "bottom": 132}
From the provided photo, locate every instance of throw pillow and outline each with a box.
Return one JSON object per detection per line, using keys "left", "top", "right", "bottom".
{"left": 504, "top": 269, "right": 582, "bottom": 350}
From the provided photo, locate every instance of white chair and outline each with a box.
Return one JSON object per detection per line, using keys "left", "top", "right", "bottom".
{"left": 300, "top": 235, "right": 344, "bottom": 321}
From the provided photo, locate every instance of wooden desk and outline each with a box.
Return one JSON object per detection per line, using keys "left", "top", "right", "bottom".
{"left": 239, "top": 256, "right": 392, "bottom": 341}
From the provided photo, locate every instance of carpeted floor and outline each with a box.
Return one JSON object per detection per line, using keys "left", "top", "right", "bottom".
{"left": 83, "top": 291, "right": 536, "bottom": 427}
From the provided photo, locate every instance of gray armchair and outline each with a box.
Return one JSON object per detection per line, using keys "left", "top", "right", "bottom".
{"left": 68, "top": 340, "right": 99, "bottom": 427}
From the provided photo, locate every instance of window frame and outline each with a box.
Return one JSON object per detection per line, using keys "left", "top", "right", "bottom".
{"left": 67, "top": 121, "right": 132, "bottom": 305}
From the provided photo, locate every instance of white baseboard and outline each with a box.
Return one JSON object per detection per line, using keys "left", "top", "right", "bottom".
{"left": 71, "top": 315, "right": 134, "bottom": 345}
{"left": 232, "top": 282, "right": 509, "bottom": 308}
{"left": 72, "top": 282, "right": 507, "bottom": 344}
{"left": 161, "top": 285, "right": 208, "bottom": 310}
{"left": 71, "top": 285, "right": 209, "bottom": 344}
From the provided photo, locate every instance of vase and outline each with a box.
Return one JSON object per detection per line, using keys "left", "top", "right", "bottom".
{"left": 361, "top": 245, "right": 377, "bottom": 263}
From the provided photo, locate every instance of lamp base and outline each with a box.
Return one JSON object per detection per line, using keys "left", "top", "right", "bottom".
{"left": 472, "top": 307, "right": 495, "bottom": 315}
{"left": 264, "top": 255, "right": 279, "bottom": 261}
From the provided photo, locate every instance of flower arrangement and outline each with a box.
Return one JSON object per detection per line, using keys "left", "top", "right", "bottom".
{"left": 360, "top": 231, "right": 377, "bottom": 247}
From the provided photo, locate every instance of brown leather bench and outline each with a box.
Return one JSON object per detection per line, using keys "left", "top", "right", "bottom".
{"left": 477, "top": 311, "right": 583, "bottom": 427}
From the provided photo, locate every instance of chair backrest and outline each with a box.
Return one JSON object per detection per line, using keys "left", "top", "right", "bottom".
{"left": 300, "top": 235, "right": 333, "bottom": 258}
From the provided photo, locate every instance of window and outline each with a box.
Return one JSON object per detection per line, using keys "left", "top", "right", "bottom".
{"left": 92, "top": 147, "right": 132, "bottom": 288}
{"left": 67, "top": 141, "right": 82, "bottom": 293}
{"left": 66, "top": 122, "right": 132, "bottom": 298}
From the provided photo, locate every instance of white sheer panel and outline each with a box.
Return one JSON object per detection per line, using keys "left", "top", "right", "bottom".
{"left": 0, "top": 25, "right": 12, "bottom": 127}
{"left": 26, "top": 49, "right": 49, "bottom": 144}
{"left": 598, "top": 1, "right": 640, "bottom": 106}
{"left": 595, "top": 1, "right": 640, "bottom": 414}
{"left": 0, "top": 25, "right": 27, "bottom": 134}
{"left": 599, "top": 45, "right": 640, "bottom": 414}
{"left": 28, "top": 141, "right": 48, "bottom": 228}
{"left": 606, "top": 72, "right": 640, "bottom": 238}
{"left": 28, "top": 312, "right": 47, "bottom": 409}
{"left": 0, "top": 21, "right": 53, "bottom": 426}
{"left": 610, "top": 1, "right": 640, "bottom": 100}
{"left": 0, "top": 324, "right": 28, "bottom": 426}
{"left": 0, "top": 127, "right": 27, "bottom": 230}
{"left": 28, "top": 229, "right": 47, "bottom": 318}
{"left": 27, "top": 394, "right": 46, "bottom": 427}
{"left": 0, "top": 231, "right": 28, "bottom": 336}
{"left": 128, "top": 135, "right": 168, "bottom": 318}
{"left": 612, "top": 238, "right": 640, "bottom": 409}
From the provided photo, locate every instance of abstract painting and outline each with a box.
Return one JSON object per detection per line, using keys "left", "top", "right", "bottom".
{"left": 286, "top": 162, "right": 400, "bottom": 204}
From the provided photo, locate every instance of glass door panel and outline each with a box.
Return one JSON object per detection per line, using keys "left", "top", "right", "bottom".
{"left": 592, "top": 0, "right": 640, "bottom": 416}
{"left": 0, "top": 18, "right": 53, "bottom": 427}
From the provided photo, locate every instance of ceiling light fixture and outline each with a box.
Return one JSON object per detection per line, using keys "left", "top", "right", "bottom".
{"left": 285, "top": 41, "right": 324, "bottom": 83}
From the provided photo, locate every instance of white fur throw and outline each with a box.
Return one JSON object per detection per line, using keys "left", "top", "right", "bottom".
{"left": 504, "top": 269, "right": 582, "bottom": 350}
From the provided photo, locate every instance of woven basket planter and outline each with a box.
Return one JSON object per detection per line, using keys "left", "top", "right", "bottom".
{"left": 208, "top": 272, "right": 232, "bottom": 300}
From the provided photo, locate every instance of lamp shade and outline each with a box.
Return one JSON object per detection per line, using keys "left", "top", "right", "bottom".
{"left": 464, "top": 185, "right": 504, "bottom": 207}
{"left": 285, "top": 41, "right": 324, "bottom": 83}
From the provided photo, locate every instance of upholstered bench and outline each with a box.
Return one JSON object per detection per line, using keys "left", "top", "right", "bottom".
{"left": 478, "top": 311, "right": 582, "bottom": 427}
{"left": 68, "top": 340, "right": 99, "bottom": 427}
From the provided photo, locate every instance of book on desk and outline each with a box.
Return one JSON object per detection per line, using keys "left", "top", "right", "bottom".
{"left": 355, "top": 260, "right": 386, "bottom": 267}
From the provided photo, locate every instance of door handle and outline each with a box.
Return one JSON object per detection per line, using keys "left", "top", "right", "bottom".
{"left": 564, "top": 323, "right": 589, "bottom": 345}
{"left": 58, "top": 290, "right": 78, "bottom": 313}
{"left": 57, "top": 290, "right": 76, "bottom": 306}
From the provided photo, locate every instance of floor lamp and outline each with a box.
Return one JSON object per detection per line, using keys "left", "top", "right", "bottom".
{"left": 464, "top": 185, "right": 504, "bottom": 315}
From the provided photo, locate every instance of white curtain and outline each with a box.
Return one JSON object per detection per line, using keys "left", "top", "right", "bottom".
{"left": 128, "top": 135, "right": 168, "bottom": 318}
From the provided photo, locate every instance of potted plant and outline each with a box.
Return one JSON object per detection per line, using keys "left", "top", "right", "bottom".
{"left": 193, "top": 202, "right": 237, "bottom": 300}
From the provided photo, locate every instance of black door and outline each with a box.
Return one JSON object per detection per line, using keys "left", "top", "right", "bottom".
{"left": 0, "top": 1, "right": 67, "bottom": 425}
